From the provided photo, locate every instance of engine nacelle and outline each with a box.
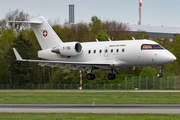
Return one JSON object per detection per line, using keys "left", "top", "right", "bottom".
{"left": 51, "top": 42, "right": 82, "bottom": 56}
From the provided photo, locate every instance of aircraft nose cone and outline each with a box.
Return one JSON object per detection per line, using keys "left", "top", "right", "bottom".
{"left": 170, "top": 54, "right": 176, "bottom": 61}
{"left": 157, "top": 51, "right": 176, "bottom": 64}
{"left": 165, "top": 51, "right": 176, "bottom": 62}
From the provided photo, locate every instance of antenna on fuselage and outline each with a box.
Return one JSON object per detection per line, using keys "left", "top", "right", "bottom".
{"left": 133, "top": 67, "right": 136, "bottom": 70}
{"left": 108, "top": 38, "right": 111, "bottom": 41}
{"left": 132, "top": 37, "right": 135, "bottom": 40}
{"left": 96, "top": 39, "right": 99, "bottom": 42}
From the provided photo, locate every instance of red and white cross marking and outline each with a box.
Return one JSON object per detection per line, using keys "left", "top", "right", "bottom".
{"left": 43, "top": 30, "right": 48, "bottom": 37}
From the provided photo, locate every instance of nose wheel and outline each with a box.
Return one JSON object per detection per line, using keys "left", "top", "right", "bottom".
{"left": 157, "top": 73, "right": 163, "bottom": 78}
{"left": 157, "top": 65, "right": 163, "bottom": 78}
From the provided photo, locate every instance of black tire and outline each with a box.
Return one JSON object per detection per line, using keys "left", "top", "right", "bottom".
{"left": 112, "top": 74, "right": 116, "bottom": 80}
{"left": 91, "top": 74, "right": 96, "bottom": 80}
{"left": 86, "top": 73, "right": 92, "bottom": 80}
{"left": 157, "top": 73, "right": 163, "bottom": 78}
{"left": 107, "top": 73, "right": 113, "bottom": 80}
{"left": 86, "top": 73, "right": 96, "bottom": 80}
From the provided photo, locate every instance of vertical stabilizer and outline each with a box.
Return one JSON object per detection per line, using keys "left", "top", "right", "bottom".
{"left": 29, "top": 16, "right": 62, "bottom": 50}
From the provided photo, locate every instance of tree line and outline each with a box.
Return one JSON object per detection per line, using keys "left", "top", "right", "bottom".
{"left": 0, "top": 9, "right": 179, "bottom": 86}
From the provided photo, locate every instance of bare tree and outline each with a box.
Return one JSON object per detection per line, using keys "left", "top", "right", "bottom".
{"left": 104, "top": 21, "right": 130, "bottom": 40}
{"left": 0, "top": 19, "right": 7, "bottom": 32}
{"left": 6, "top": 9, "right": 30, "bottom": 33}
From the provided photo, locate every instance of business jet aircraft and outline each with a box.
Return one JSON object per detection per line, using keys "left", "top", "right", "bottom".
{"left": 12, "top": 16, "right": 176, "bottom": 80}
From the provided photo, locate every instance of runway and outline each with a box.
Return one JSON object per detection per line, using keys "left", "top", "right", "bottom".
{"left": 0, "top": 104, "right": 180, "bottom": 114}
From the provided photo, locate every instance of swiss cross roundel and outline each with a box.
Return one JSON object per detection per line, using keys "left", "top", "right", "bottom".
{"left": 43, "top": 30, "right": 48, "bottom": 37}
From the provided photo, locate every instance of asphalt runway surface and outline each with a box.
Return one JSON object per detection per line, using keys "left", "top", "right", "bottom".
{"left": 0, "top": 104, "right": 180, "bottom": 114}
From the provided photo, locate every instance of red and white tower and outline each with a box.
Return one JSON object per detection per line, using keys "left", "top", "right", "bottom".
{"left": 139, "top": 0, "right": 142, "bottom": 25}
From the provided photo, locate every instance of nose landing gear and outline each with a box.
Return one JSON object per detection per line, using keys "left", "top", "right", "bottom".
{"left": 157, "top": 65, "right": 163, "bottom": 78}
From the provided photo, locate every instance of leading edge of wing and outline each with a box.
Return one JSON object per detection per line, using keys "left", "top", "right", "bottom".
{"left": 17, "top": 59, "right": 114, "bottom": 66}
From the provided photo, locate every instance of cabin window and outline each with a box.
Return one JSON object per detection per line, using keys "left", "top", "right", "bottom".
{"left": 105, "top": 49, "right": 108, "bottom": 53}
{"left": 111, "top": 49, "right": 113, "bottom": 53}
{"left": 116, "top": 49, "right": 119, "bottom": 53}
{"left": 122, "top": 49, "right": 125, "bottom": 52}
{"left": 141, "top": 44, "right": 164, "bottom": 50}
{"left": 88, "top": 50, "right": 91, "bottom": 54}
{"left": 99, "top": 49, "right": 102, "bottom": 53}
{"left": 94, "top": 50, "right": 96, "bottom": 53}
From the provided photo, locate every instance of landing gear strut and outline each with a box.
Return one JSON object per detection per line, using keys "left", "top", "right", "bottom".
{"left": 107, "top": 69, "right": 117, "bottom": 80}
{"left": 157, "top": 65, "right": 163, "bottom": 78}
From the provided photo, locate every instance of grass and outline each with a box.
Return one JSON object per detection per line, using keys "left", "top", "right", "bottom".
{"left": 0, "top": 90, "right": 179, "bottom": 104}
{"left": 0, "top": 113, "right": 180, "bottom": 120}
{"left": 0, "top": 90, "right": 179, "bottom": 119}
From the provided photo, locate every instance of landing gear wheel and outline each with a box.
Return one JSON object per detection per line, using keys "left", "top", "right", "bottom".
{"left": 86, "top": 73, "right": 92, "bottom": 80}
{"left": 91, "top": 74, "right": 96, "bottom": 80}
{"left": 107, "top": 73, "right": 116, "bottom": 80}
{"left": 86, "top": 73, "right": 96, "bottom": 80}
{"left": 157, "top": 73, "right": 163, "bottom": 78}
{"left": 107, "top": 73, "right": 112, "bottom": 80}
{"left": 156, "top": 65, "right": 163, "bottom": 78}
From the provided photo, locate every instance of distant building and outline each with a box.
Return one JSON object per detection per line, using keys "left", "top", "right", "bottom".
{"left": 69, "top": 4, "right": 74, "bottom": 23}
{"left": 128, "top": 24, "right": 180, "bottom": 39}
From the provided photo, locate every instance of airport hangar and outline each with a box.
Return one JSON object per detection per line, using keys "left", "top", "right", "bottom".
{"left": 127, "top": 24, "right": 180, "bottom": 39}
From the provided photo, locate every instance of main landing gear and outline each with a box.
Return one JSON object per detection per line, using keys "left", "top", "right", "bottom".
{"left": 86, "top": 73, "right": 96, "bottom": 80}
{"left": 157, "top": 65, "right": 163, "bottom": 78}
{"left": 86, "top": 68, "right": 117, "bottom": 80}
{"left": 107, "top": 69, "right": 117, "bottom": 80}
{"left": 86, "top": 68, "right": 96, "bottom": 80}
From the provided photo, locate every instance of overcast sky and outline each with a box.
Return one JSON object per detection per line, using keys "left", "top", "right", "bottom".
{"left": 0, "top": 0, "right": 180, "bottom": 27}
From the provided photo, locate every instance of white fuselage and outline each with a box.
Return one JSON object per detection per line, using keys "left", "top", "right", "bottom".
{"left": 38, "top": 39, "right": 176, "bottom": 69}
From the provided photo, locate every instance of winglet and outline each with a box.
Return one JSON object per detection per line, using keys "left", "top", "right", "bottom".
{"left": 13, "top": 48, "right": 23, "bottom": 61}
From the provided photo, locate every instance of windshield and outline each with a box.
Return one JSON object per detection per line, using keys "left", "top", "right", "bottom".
{"left": 141, "top": 44, "right": 164, "bottom": 50}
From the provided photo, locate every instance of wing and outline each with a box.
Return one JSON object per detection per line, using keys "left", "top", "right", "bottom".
{"left": 13, "top": 48, "right": 126, "bottom": 71}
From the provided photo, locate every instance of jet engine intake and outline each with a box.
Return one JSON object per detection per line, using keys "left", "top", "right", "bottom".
{"left": 51, "top": 42, "right": 82, "bottom": 56}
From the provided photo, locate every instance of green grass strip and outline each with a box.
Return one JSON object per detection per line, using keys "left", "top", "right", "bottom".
{"left": 0, "top": 90, "right": 179, "bottom": 104}
{"left": 0, "top": 113, "right": 180, "bottom": 120}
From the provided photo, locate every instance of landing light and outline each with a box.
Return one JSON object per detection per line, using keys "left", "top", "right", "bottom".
{"left": 109, "top": 64, "right": 114, "bottom": 67}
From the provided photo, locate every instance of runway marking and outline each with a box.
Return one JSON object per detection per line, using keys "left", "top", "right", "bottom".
{"left": 0, "top": 104, "right": 180, "bottom": 114}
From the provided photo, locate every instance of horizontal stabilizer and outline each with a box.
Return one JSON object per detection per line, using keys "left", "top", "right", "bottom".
{"left": 13, "top": 48, "right": 23, "bottom": 61}
{"left": 9, "top": 21, "right": 42, "bottom": 24}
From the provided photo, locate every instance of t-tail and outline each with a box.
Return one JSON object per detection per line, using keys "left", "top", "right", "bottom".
{"left": 11, "top": 16, "right": 62, "bottom": 50}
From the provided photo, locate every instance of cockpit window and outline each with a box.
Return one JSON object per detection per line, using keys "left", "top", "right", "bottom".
{"left": 141, "top": 44, "right": 164, "bottom": 50}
